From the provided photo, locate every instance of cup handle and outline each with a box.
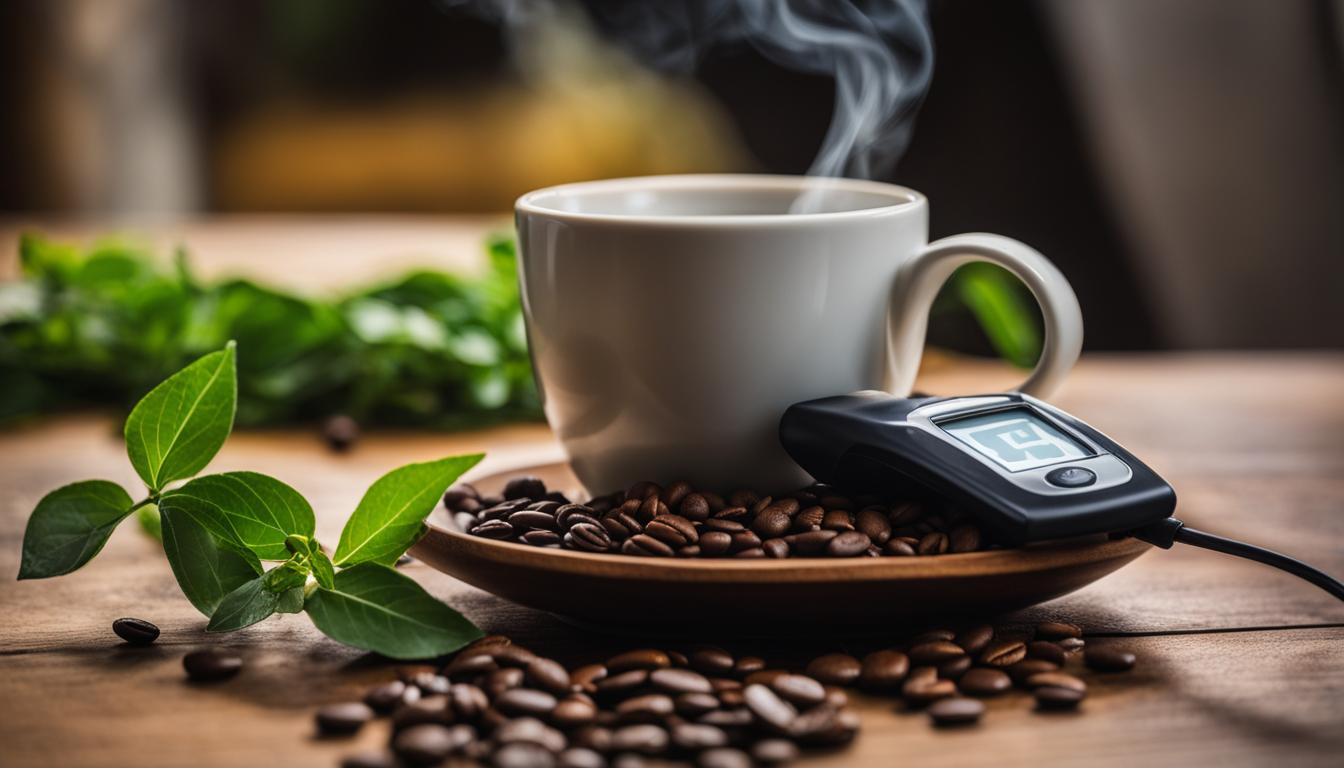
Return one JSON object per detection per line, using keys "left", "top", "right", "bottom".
{"left": 887, "top": 233, "right": 1084, "bottom": 398}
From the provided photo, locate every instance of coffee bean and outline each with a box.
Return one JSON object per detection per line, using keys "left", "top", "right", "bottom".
{"left": 902, "top": 667, "right": 957, "bottom": 705}
{"left": 770, "top": 674, "right": 826, "bottom": 706}
{"left": 917, "top": 532, "right": 949, "bottom": 555}
{"left": 671, "top": 722, "right": 729, "bottom": 750}
{"left": 569, "top": 664, "right": 608, "bottom": 694}
{"left": 805, "top": 654, "right": 861, "bottom": 686}
{"left": 888, "top": 501, "right": 923, "bottom": 526}
{"left": 675, "top": 493, "right": 709, "bottom": 522}
{"left": 910, "top": 628, "right": 956, "bottom": 644}
{"left": 1036, "top": 621, "right": 1083, "bottom": 640}
{"left": 627, "top": 480, "right": 661, "bottom": 501}
{"left": 451, "top": 684, "right": 489, "bottom": 720}
{"left": 854, "top": 508, "right": 892, "bottom": 544}
{"left": 486, "top": 668, "right": 527, "bottom": 699}
{"left": 732, "top": 656, "right": 765, "bottom": 678}
{"left": 392, "top": 697, "right": 452, "bottom": 730}
{"left": 494, "top": 742, "right": 557, "bottom": 768}
{"left": 622, "top": 534, "right": 674, "bottom": 557}
{"left": 505, "top": 476, "right": 547, "bottom": 501}
{"left": 689, "top": 647, "right": 735, "bottom": 675}
{"left": 858, "top": 650, "right": 909, "bottom": 691}
{"left": 699, "top": 708, "right": 752, "bottom": 728}
{"left": 528, "top": 657, "right": 574, "bottom": 696}
{"left": 751, "top": 738, "right": 799, "bottom": 765}
{"left": 793, "top": 506, "right": 825, "bottom": 530}
{"left": 928, "top": 696, "right": 984, "bottom": 726}
{"left": 497, "top": 646, "right": 540, "bottom": 668}
{"left": 608, "top": 649, "right": 670, "bottom": 673}
{"left": 980, "top": 640, "right": 1027, "bottom": 667}
{"left": 958, "top": 668, "right": 1012, "bottom": 697}
{"left": 650, "top": 668, "right": 713, "bottom": 695}
{"left": 717, "top": 689, "right": 745, "bottom": 708}
{"left": 394, "top": 724, "right": 461, "bottom": 765}
{"left": 617, "top": 694, "right": 674, "bottom": 723}
{"left": 1058, "top": 637, "right": 1086, "bottom": 653}
{"left": 762, "top": 538, "right": 790, "bottom": 558}
{"left": 1085, "top": 646, "right": 1137, "bottom": 672}
{"left": 749, "top": 508, "right": 790, "bottom": 539}
{"left": 743, "top": 684, "right": 797, "bottom": 731}
{"left": 523, "top": 530, "right": 563, "bottom": 547}
{"left": 908, "top": 641, "right": 966, "bottom": 665}
{"left": 473, "top": 519, "right": 517, "bottom": 540}
{"left": 570, "top": 725, "right": 613, "bottom": 753}
{"left": 322, "top": 414, "right": 360, "bottom": 452}
{"left": 183, "top": 649, "right": 242, "bottom": 682}
{"left": 596, "top": 670, "right": 650, "bottom": 698}
{"left": 949, "top": 525, "right": 981, "bottom": 553}
{"left": 565, "top": 523, "right": 614, "bottom": 553}
{"left": 786, "top": 529, "right": 838, "bottom": 555}
{"left": 955, "top": 624, "right": 994, "bottom": 655}
{"left": 496, "top": 717, "right": 567, "bottom": 752}
{"left": 645, "top": 515, "right": 698, "bottom": 546}
{"left": 729, "top": 531, "right": 762, "bottom": 552}
{"left": 610, "top": 724, "right": 669, "bottom": 754}
{"left": 601, "top": 512, "right": 642, "bottom": 541}
{"left": 340, "top": 751, "right": 397, "bottom": 768}
{"left": 557, "top": 748, "right": 606, "bottom": 768}
{"left": 1035, "top": 685, "right": 1086, "bottom": 710}
{"left": 939, "top": 656, "right": 972, "bottom": 679}
{"left": 821, "top": 509, "right": 854, "bottom": 531}
{"left": 316, "top": 702, "right": 374, "bottom": 735}
{"left": 553, "top": 695, "right": 600, "bottom": 728}
{"left": 510, "top": 510, "right": 561, "bottom": 533}
{"left": 444, "top": 483, "right": 480, "bottom": 510}
{"left": 698, "top": 531, "right": 732, "bottom": 556}
{"left": 697, "top": 748, "right": 752, "bottom": 768}
{"left": 826, "top": 530, "right": 871, "bottom": 557}
{"left": 496, "top": 688, "right": 559, "bottom": 717}
{"left": 364, "top": 680, "right": 409, "bottom": 713}
{"left": 714, "top": 506, "right": 749, "bottom": 522}
{"left": 675, "top": 692, "right": 721, "bottom": 717}
{"left": 1007, "top": 659, "right": 1060, "bottom": 685}
{"left": 1025, "top": 672, "right": 1087, "bottom": 693}
{"left": 110, "top": 617, "right": 159, "bottom": 646}
{"left": 1027, "top": 640, "right": 1067, "bottom": 666}
{"left": 884, "top": 538, "right": 916, "bottom": 556}
{"left": 447, "top": 653, "right": 498, "bottom": 679}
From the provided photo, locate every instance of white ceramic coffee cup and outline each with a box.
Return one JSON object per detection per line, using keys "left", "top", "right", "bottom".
{"left": 515, "top": 175, "right": 1083, "bottom": 493}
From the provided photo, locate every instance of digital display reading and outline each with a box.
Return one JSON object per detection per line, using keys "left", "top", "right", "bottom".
{"left": 939, "top": 408, "right": 1092, "bottom": 472}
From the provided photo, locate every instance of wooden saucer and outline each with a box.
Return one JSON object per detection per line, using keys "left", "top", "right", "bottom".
{"left": 412, "top": 461, "right": 1150, "bottom": 632}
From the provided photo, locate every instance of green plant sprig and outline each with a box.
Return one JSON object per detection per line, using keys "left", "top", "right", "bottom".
{"left": 17, "top": 342, "right": 483, "bottom": 659}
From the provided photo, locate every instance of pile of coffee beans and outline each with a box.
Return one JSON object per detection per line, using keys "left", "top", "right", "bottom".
{"left": 323, "top": 621, "right": 1137, "bottom": 768}
{"left": 446, "top": 476, "right": 987, "bottom": 559}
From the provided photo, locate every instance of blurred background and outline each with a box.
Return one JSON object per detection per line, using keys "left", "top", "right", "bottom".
{"left": 1, "top": 0, "right": 1342, "bottom": 429}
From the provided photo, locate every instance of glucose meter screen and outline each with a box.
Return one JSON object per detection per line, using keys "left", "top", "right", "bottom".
{"left": 940, "top": 408, "right": 1092, "bottom": 472}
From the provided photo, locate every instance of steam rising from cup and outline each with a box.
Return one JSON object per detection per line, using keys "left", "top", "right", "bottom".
{"left": 447, "top": 0, "right": 933, "bottom": 212}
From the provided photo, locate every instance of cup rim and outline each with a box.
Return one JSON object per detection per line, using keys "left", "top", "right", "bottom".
{"left": 515, "top": 173, "right": 926, "bottom": 226}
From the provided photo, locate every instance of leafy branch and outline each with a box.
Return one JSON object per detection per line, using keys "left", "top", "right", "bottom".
{"left": 18, "top": 343, "right": 483, "bottom": 659}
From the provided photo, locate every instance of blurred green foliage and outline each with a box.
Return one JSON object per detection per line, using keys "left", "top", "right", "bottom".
{"left": 949, "top": 263, "right": 1043, "bottom": 369}
{"left": 0, "top": 233, "right": 539, "bottom": 428}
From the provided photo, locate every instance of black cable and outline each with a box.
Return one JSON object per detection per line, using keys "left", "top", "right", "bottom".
{"left": 1133, "top": 517, "right": 1344, "bottom": 602}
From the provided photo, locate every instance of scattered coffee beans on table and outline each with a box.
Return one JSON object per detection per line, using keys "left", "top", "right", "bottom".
{"left": 324, "top": 621, "right": 1137, "bottom": 767}
{"left": 447, "top": 476, "right": 989, "bottom": 559}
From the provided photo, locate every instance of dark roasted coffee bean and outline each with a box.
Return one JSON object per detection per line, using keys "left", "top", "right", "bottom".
{"left": 1036, "top": 621, "right": 1083, "bottom": 640}
{"left": 743, "top": 684, "right": 797, "bottom": 731}
{"left": 710, "top": 677, "right": 742, "bottom": 694}
{"left": 183, "top": 649, "right": 242, "bottom": 682}
{"left": 322, "top": 414, "right": 360, "bottom": 452}
{"left": 938, "top": 655, "right": 972, "bottom": 679}
{"left": 553, "top": 695, "right": 600, "bottom": 729}
{"left": 497, "top": 646, "right": 541, "bottom": 669}
{"left": 392, "top": 697, "right": 452, "bottom": 730}
{"left": 793, "top": 506, "right": 825, "bottom": 531}
{"left": 703, "top": 518, "right": 745, "bottom": 533}
{"left": 622, "top": 535, "right": 674, "bottom": 557}
{"left": 485, "top": 668, "right": 527, "bottom": 699}
{"left": 558, "top": 748, "right": 605, "bottom": 768}
{"left": 902, "top": 671, "right": 957, "bottom": 706}
{"left": 700, "top": 492, "right": 726, "bottom": 513}
{"left": 1035, "top": 685, "right": 1086, "bottom": 710}
{"left": 608, "top": 649, "right": 671, "bottom": 673}
{"left": 804, "top": 653, "right": 861, "bottom": 686}
{"left": 697, "top": 747, "right": 752, "bottom": 768}
{"left": 917, "top": 531, "right": 949, "bottom": 555}
{"left": 675, "top": 692, "right": 721, "bottom": 717}
{"left": 826, "top": 530, "right": 871, "bottom": 557}
{"left": 523, "top": 530, "right": 562, "bottom": 547}
{"left": 528, "top": 657, "right": 573, "bottom": 696}
{"left": 316, "top": 702, "right": 374, "bottom": 735}
{"left": 481, "top": 494, "right": 505, "bottom": 506}
{"left": 510, "top": 510, "right": 561, "bottom": 533}
{"left": 732, "top": 656, "right": 765, "bottom": 678}
{"left": 637, "top": 496, "right": 670, "bottom": 523}
{"left": 698, "top": 531, "right": 732, "bottom": 556}
{"left": 1058, "top": 637, "right": 1086, "bottom": 653}
{"left": 447, "top": 652, "right": 498, "bottom": 679}
{"left": 677, "top": 545, "right": 701, "bottom": 558}
{"left": 751, "top": 509, "right": 791, "bottom": 539}
{"left": 671, "top": 722, "right": 729, "bottom": 750}
{"left": 909, "top": 641, "right": 966, "bottom": 665}
{"left": 504, "top": 476, "right": 547, "bottom": 501}
{"left": 661, "top": 480, "right": 693, "bottom": 507}
{"left": 1027, "top": 640, "right": 1067, "bottom": 666}
{"left": 858, "top": 650, "right": 909, "bottom": 691}
{"left": 596, "top": 669, "right": 649, "bottom": 698}
{"left": 761, "top": 538, "right": 790, "bottom": 558}
{"left": 958, "top": 668, "right": 1012, "bottom": 697}
{"left": 650, "top": 668, "right": 712, "bottom": 695}
{"left": 928, "top": 696, "right": 984, "bottom": 726}
{"left": 728, "top": 489, "right": 760, "bottom": 508}
{"left": 481, "top": 499, "right": 529, "bottom": 521}
{"left": 570, "top": 664, "right": 608, "bottom": 694}
{"left": 689, "top": 647, "right": 734, "bottom": 675}
{"left": 770, "top": 674, "right": 826, "bottom": 707}
{"left": 854, "top": 508, "right": 892, "bottom": 544}
{"left": 617, "top": 694, "right": 674, "bottom": 723}
{"left": 751, "top": 739, "right": 799, "bottom": 765}
{"left": 566, "top": 522, "right": 612, "bottom": 553}
{"left": 627, "top": 481, "right": 661, "bottom": 501}
{"left": 733, "top": 547, "right": 765, "bottom": 558}
{"left": 786, "top": 529, "right": 837, "bottom": 555}
{"left": 1007, "top": 659, "right": 1060, "bottom": 685}
{"left": 340, "top": 751, "right": 397, "bottom": 768}
{"left": 112, "top": 617, "right": 159, "bottom": 645}
{"left": 698, "top": 708, "right": 752, "bottom": 728}
{"left": 980, "top": 640, "right": 1027, "bottom": 667}
{"left": 473, "top": 519, "right": 517, "bottom": 540}
{"left": 601, "top": 513, "right": 641, "bottom": 542}
{"left": 494, "top": 743, "right": 556, "bottom": 768}
{"left": 443, "top": 483, "right": 480, "bottom": 510}
{"left": 1085, "top": 646, "right": 1137, "bottom": 672}
{"left": 527, "top": 500, "right": 563, "bottom": 514}
{"left": 955, "top": 624, "right": 994, "bottom": 655}
{"left": 728, "top": 531, "right": 761, "bottom": 552}
{"left": 496, "top": 717, "right": 567, "bottom": 752}
{"left": 910, "top": 629, "right": 956, "bottom": 644}
{"left": 679, "top": 494, "right": 711, "bottom": 522}
{"left": 713, "top": 506, "right": 749, "bottom": 522}
{"left": 821, "top": 509, "right": 854, "bottom": 532}
{"left": 451, "top": 684, "right": 489, "bottom": 720}
{"left": 750, "top": 496, "right": 773, "bottom": 517}
{"left": 716, "top": 689, "right": 745, "bottom": 708}
{"left": 888, "top": 501, "right": 923, "bottom": 526}
{"left": 394, "top": 724, "right": 461, "bottom": 765}
{"left": 412, "top": 671, "right": 450, "bottom": 695}
{"left": 1025, "top": 672, "right": 1087, "bottom": 693}
{"left": 610, "top": 724, "right": 669, "bottom": 754}
{"left": 949, "top": 525, "right": 981, "bottom": 553}
{"left": 611, "top": 756, "right": 646, "bottom": 768}
{"left": 364, "top": 680, "right": 409, "bottom": 713}
{"left": 556, "top": 504, "right": 598, "bottom": 529}
{"left": 570, "top": 725, "right": 613, "bottom": 753}
{"left": 645, "top": 515, "right": 698, "bottom": 546}
{"left": 883, "top": 538, "right": 916, "bottom": 556}
{"left": 495, "top": 688, "right": 559, "bottom": 717}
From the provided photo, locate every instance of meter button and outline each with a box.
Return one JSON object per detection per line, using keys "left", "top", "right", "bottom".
{"left": 1045, "top": 466, "right": 1096, "bottom": 488}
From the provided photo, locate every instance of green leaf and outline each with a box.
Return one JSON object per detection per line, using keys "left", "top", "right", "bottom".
{"left": 206, "top": 575, "right": 281, "bottom": 632}
{"left": 124, "top": 342, "right": 237, "bottom": 491}
{"left": 160, "top": 471, "right": 314, "bottom": 561}
{"left": 19, "top": 481, "right": 133, "bottom": 579}
{"left": 304, "top": 563, "right": 482, "bottom": 659}
{"left": 333, "top": 454, "right": 483, "bottom": 567}
{"left": 262, "top": 558, "right": 309, "bottom": 593}
{"left": 310, "top": 550, "right": 335, "bottom": 590}
{"left": 160, "top": 507, "right": 262, "bottom": 616}
{"left": 276, "top": 586, "right": 305, "bottom": 614}
{"left": 953, "top": 264, "right": 1043, "bottom": 369}
{"left": 137, "top": 504, "right": 163, "bottom": 542}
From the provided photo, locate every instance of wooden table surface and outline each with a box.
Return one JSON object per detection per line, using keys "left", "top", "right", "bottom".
{"left": 1, "top": 220, "right": 1341, "bottom": 767}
